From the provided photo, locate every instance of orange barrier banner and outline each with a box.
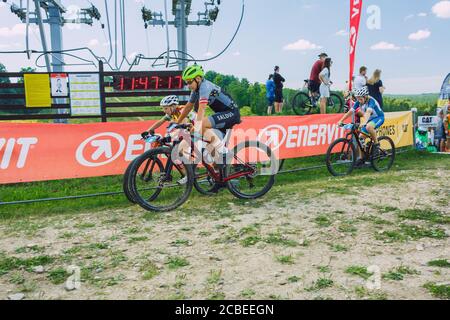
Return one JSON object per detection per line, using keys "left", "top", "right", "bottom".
{"left": 0, "top": 112, "right": 413, "bottom": 184}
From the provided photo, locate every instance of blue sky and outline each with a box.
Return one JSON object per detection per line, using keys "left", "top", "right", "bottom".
{"left": 0, "top": 0, "right": 449, "bottom": 94}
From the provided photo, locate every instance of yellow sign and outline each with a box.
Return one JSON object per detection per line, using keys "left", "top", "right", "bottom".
{"left": 24, "top": 74, "right": 52, "bottom": 108}
{"left": 378, "top": 111, "right": 414, "bottom": 148}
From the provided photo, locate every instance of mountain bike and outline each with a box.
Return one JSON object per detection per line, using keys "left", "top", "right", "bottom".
{"left": 291, "top": 80, "right": 344, "bottom": 115}
{"left": 325, "top": 123, "right": 396, "bottom": 176}
{"left": 124, "top": 124, "right": 277, "bottom": 212}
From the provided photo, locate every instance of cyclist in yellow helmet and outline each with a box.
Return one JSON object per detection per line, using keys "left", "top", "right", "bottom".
{"left": 176, "top": 64, "right": 241, "bottom": 159}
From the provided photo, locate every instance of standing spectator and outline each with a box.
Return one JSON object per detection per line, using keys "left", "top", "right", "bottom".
{"left": 354, "top": 66, "right": 368, "bottom": 90}
{"left": 367, "top": 69, "right": 386, "bottom": 109}
{"left": 273, "top": 66, "right": 285, "bottom": 114}
{"left": 434, "top": 109, "right": 446, "bottom": 152}
{"left": 266, "top": 74, "right": 275, "bottom": 115}
{"left": 319, "top": 58, "right": 333, "bottom": 114}
{"left": 309, "top": 53, "right": 328, "bottom": 99}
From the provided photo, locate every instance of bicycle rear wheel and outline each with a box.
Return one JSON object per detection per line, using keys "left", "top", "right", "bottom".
{"left": 224, "top": 141, "right": 276, "bottom": 199}
{"left": 130, "top": 147, "right": 193, "bottom": 212}
{"left": 292, "top": 92, "right": 313, "bottom": 115}
{"left": 326, "top": 138, "right": 356, "bottom": 176}
{"left": 371, "top": 136, "right": 396, "bottom": 172}
{"left": 327, "top": 93, "right": 344, "bottom": 114}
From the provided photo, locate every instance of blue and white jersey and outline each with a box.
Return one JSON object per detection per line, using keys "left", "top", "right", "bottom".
{"left": 352, "top": 96, "right": 384, "bottom": 121}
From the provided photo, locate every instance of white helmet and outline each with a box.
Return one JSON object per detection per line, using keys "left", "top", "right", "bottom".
{"left": 353, "top": 86, "right": 369, "bottom": 97}
{"left": 160, "top": 95, "right": 179, "bottom": 107}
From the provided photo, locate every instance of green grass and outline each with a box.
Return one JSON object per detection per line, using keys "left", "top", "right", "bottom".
{"left": 427, "top": 259, "right": 450, "bottom": 268}
{"left": 166, "top": 256, "right": 189, "bottom": 270}
{"left": 330, "top": 244, "right": 348, "bottom": 252}
{"left": 0, "top": 253, "right": 55, "bottom": 275}
{"left": 264, "top": 233, "right": 298, "bottom": 247}
{"left": 206, "top": 269, "right": 222, "bottom": 285}
{"left": 314, "top": 215, "right": 333, "bottom": 227}
{"left": 287, "top": 276, "right": 301, "bottom": 283}
{"left": 240, "top": 289, "right": 256, "bottom": 298}
{"left": 345, "top": 266, "right": 373, "bottom": 280}
{"left": 240, "top": 236, "right": 262, "bottom": 247}
{"left": 398, "top": 209, "right": 450, "bottom": 224}
{"left": 1, "top": 150, "right": 447, "bottom": 219}
{"left": 47, "top": 268, "right": 70, "bottom": 285}
{"left": 382, "top": 266, "right": 420, "bottom": 281}
{"left": 276, "top": 255, "right": 295, "bottom": 265}
{"left": 140, "top": 261, "right": 160, "bottom": 280}
{"left": 305, "top": 278, "right": 334, "bottom": 291}
{"left": 423, "top": 282, "right": 450, "bottom": 299}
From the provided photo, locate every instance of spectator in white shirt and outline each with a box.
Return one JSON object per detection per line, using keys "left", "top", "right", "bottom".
{"left": 353, "top": 66, "right": 368, "bottom": 90}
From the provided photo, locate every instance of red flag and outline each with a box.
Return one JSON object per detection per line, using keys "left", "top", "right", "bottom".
{"left": 349, "top": 0, "right": 363, "bottom": 91}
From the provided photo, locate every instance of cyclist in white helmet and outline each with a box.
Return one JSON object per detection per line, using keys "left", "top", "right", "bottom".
{"left": 141, "top": 95, "right": 194, "bottom": 139}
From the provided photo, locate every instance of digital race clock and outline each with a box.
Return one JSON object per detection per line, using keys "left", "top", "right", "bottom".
{"left": 112, "top": 72, "right": 184, "bottom": 91}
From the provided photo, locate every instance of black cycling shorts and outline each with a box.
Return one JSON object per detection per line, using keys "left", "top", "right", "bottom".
{"left": 208, "top": 108, "right": 241, "bottom": 133}
{"left": 275, "top": 88, "right": 283, "bottom": 103}
{"left": 308, "top": 80, "right": 320, "bottom": 94}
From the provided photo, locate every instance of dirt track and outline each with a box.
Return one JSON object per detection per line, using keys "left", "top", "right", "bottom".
{"left": 0, "top": 167, "right": 449, "bottom": 300}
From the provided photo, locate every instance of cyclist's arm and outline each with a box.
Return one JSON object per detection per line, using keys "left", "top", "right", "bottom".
{"left": 194, "top": 99, "right": 208, "bottom": 132}
{"left": 176, "top": 102, "right": 194, "bottom": 124}
{"left": 338, "top": 109, "right": 353, "bottom": 124}
{"left": 147, "top": 116, "right": 169, "bottom": 132}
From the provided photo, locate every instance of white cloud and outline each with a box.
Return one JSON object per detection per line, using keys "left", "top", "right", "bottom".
{"left": 335, "top": 30, "right": 349, "bottom": 37}
{"left": 404, "top": 14, "right": 415, "bottom": 21}
{"left": 370, "top": 41, "right": 401, "bottom": 51}
{"left": 408, "top": 29, "right": 431, "bottom": 41}
{"left": 232, "top": 51, "right": 241, "bottom": 56}
{"left": 418, "top": 12, "right": 427, "bottom": 17}
{"left": 88, "top": 39, "right": 100, "bottom": 48}
{"left": 0, "top": 24, "right": 38, "bottom": 38}
{"left": 283, "top": 39, "right": 322, "bottom": 51}
{"left": 432, "top": 1, "right": 450, "bottom": 18}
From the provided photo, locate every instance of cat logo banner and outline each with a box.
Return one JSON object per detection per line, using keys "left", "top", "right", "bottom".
{"left": 0, "top": 112, "right": 414, "bottom": 184}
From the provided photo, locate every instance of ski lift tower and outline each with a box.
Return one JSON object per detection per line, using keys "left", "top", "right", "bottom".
{"left": 142, "top": 0, "right": 221, "bottom": 70}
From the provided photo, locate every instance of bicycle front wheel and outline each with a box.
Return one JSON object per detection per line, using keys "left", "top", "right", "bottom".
{"left": 371, "top": 136, "right": 396, "bottom": 172}
{"left": 224, "top": 141, "right": 276, "bottom": 199}
{"left": 129, "top": 147, "right": 193, "bottom": 212}
{"left": 326, "top": 138, "right": 356, "bottom": 176}
{"left": 123, "top": 159, "right": 138, "bottom": 204}
{"left": 193, "top": 163, "right": 217, "bottom": 196}
{"left": 292, "top": 92, "right": 313, "bottom": 115}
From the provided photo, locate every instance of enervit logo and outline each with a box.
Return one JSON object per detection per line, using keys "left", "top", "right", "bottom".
{"left": 258, "top": 125, "right": 287, "bottom": 151}
{"left": 258, "top": 124, "right": 344, "bottom": 151}
{"left": 76, "top": 132, "right": 126, "bottom": 167}
{"left": 0, "top": 137, "right": 38, "bottom": 169}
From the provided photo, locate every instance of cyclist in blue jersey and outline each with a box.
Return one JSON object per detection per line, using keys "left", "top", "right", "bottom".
{"left": 338, "top": 86, "right": 385, "bottom": 157}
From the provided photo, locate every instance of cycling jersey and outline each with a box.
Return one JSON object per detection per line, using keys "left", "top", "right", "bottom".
{"left": 352, "top": 96, "right": 384, "bottom": 121}
{"left": 189, "top": 79, "right": 236, "bottom": 113}
{"left": 164, "top": 106, "right": 196, "bottom": 126}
